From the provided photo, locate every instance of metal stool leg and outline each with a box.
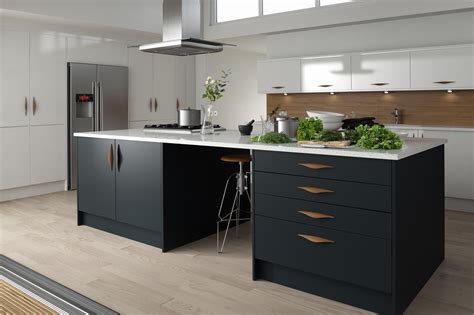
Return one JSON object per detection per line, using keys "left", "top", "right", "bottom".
{"left": 219, "top": 190, "right": 239, "bottom": 253}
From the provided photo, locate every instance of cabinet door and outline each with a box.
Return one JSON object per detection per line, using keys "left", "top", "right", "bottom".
{"left": 77, "top": 137, "right": 116, "bottom": 220}
{"left": 30, "top": 33, "right": 67, "bottom": 126}
{"left": 301, "top": 55, "right": 351, "bottom": 92}
{"left": 257, "top": 59, "right": 301, "bottom": 94}
{"left": 352, "top": 52, "right": 410, "bottom": 90}
{"left": 154, "top": 54, "right": 177, "bottom": 120}
{"left": 115, "top": 140, "right": 163, "bottom": 232}
{"left": 30, "top": 125, "right": 66, "bottom": 185}
{"left": 411, "top": 47, "right": 474, "bottom": 89}
{"left": 128, "top": 48, "right": 154, "bottom": 121}
{"left": 421, "top": 130, "right": 474, "bottom": 200}
{"left": 0, "top": 30, "right": 30, "bottom": 127}
{"left": 0, "top": 127, "right": 30, "bottom": 189}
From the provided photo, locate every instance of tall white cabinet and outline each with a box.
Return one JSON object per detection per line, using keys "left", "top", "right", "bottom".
{"left": 128, "top": 48, "right": 195, "bottom": 125}
{"left": 0, "top": 30, "right": 67, "bottom": 192}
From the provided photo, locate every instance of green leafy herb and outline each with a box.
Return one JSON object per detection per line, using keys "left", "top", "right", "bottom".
{"left": 355, "top": 125, "right": 403, "bottom": 150}
{"left": 297, "top": 117, "right": 323, "bottom": 141}
{"left": 313, "top": 130, "right": 343, "bottom": 142}
{"left": 251, "top": 132, "right": 293, "bottom": 144}
{"left": 342, "top": 129, "right": 363, "bottom": 144}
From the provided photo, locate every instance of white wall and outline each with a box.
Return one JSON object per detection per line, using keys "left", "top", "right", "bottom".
{"left": 267, "top": 11, "right": 474, "bottom": 58}
{"left": 0, "top": 0, "right": 162, "bottom": 34}
{"left": 195, "top": 48, "right": 266, "bottom": 129}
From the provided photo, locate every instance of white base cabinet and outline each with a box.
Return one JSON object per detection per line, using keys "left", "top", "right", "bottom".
{"left": 0, "top": 127, "right": 30, "bottom": 190}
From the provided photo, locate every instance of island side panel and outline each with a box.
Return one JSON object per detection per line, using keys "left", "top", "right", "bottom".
{"left": 392, "top": 145, "right": 445, "bottom": 314}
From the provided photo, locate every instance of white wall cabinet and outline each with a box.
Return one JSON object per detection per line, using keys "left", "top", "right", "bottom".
{"left": 29, "top": 33, "right": 67, "bottom": 126}
{"left": 351, "top": 51, "right": 410, "bottom": 90}
{"left": 0, "top": 30, "right": 30, "bottom": 127}
{"left": 257, "top": 59, "right": 301, "bottom": 94}
{"left": 301, "top": 55, "right": 351, "bottom": 92}
{"left": 411, "top": 47, "right": 474, "bottom": 90}
{"left": 0, "top": 127, "right": 30, "bottom": 190}
{"left": 128, "top": 48, "right": 195, "bottom": 123}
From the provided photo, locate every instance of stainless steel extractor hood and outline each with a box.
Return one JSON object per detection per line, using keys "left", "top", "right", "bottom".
{"left": 139, "top": 0, "right": 228, "bottom": 56}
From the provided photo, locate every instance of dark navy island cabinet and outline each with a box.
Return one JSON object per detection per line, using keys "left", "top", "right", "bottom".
{"left": 252, "top": 147, "right": 445, "bottom": 315}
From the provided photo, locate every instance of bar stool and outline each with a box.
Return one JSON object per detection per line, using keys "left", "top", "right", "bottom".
{"left": 217, "top": 154, "right": 252, "bottom": 253}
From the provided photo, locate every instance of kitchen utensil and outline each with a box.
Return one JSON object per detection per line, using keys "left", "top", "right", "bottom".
{"left": 238, "top": 124, "right": 253, "bottom": 136}
{"left": 178, "top": 108, "right": 201, "bottom": 127}
{"left": 245, "top": 119, "right": 255, "bottom": 127}
{"left": 276, "top": 116, "right": 299, "bottom": 138}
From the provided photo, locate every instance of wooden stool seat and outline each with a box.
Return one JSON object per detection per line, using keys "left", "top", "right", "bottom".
{"left": 220, "top": 154, "right": 252, "bottom": 163}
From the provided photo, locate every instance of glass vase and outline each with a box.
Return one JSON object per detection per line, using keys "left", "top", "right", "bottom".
{"left": 201, "top": 104, "right": 214, "bottom": 135}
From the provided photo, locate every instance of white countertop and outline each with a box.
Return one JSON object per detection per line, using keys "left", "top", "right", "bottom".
{"left": 74, "top": 129, "right": 447, "bottom": 160}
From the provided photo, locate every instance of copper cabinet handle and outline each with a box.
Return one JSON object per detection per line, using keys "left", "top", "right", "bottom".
{"left": 298, "top": 162, "right": 334, "bottom": 170}
{"left": 149, "top": 98, "right": 152, "bottom": 112}
{"left": 176, "top": 98, "right": 180, "bottom": 111}
{"left": 32, "top": 97, "right": 37, "bottom": 115}
{"left": 371, "top": 82, "right": 389, "bottom": 86}
{"left": 298, "top": 234, "right": 335, "bottom": 244}
{"left": 318, "top": 84, "right": 333, "bottom": 88}
{"left": 298, "top": 186, "right": 334, "bottom": 194}
{"left": 154, "top": 98, "right": 158, "bottom": 112}
{"left": 434, "top": 80, "right": 455, "bottom": 85}
{"left": 117, "top": 144, "right": 122, "bottom": 172}
{"left": 271, "top": 86, "right": 285, "bottom": 89}
{"left": 298, "top": 210, "right": 335, "bottom": 219}
{"left": 24, "top": 97, "right": 28, "bottom": 116}
{"left": 107, "top": 144, "right": 114, "bottom": 171}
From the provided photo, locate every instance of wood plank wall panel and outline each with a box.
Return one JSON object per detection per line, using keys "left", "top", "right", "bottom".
{"left": 267, "top": 91, "right": 474, "bottom": 127}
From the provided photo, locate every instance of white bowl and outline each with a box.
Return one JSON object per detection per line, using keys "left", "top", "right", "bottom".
{"left": 323, "top": 122, "right": 343, "bottom": 131}
{"left": 306, "top": 111, "right": 345, "bottom": 123}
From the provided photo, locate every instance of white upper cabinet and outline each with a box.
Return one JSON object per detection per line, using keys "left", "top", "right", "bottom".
{"left": 29, "top": 33, "right": 67, "bottom": 126}
{"left": 411, "top": 46, "right": 474, "bottom": 89}
{"left": 0, "top": 30, "right": 30, "bottom": 127}
{"left": 257, "top": 59, "right": 301, "bottom": 94}
{"left": 351, "top": 51, "right": 410, "bottom": 90}
{"left": 0, "top": 127, "right": 30, "bottom": 190}
{"left": 301, "top": 55, "right": 351, "bottom": 92}
{"left": 176, "top": 56, "right": 196, "bottom": 109}
{"left": 153, "top": 54, "right": 177, "bottom": 120}
{"left": 128, "top": 48, "right": 154, "bottom": 122}
{"left": 30, "top": 125, "right": 66, "bottom": 185}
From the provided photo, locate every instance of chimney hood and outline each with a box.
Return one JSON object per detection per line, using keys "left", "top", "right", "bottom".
{"left": 139, "top": 0, "right": 229, "bottom": 56}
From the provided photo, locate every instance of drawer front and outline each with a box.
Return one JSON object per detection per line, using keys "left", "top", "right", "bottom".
{"left": 255, "top": 172, "right": 392, "bottom": 212}
{"left": 255, "top": 194, "right": 391, "bottom": 239}
{"left": 255, "top": 215, "right": 392, "bottom": 293}
{"left": 254, "top": 151, "right": 391, "bottom": 186}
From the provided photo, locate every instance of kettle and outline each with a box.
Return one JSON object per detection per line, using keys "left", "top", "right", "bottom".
{"left": 276, "top": 116, "right": 299, "bottom": 138}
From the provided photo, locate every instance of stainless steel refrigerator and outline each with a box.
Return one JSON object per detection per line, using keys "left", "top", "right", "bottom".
{"left": 68, "top": 63, "right": 128, "bottom": 190}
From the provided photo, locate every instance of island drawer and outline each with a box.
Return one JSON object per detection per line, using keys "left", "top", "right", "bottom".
{"left": 253, "top": 151, "right": 391, "bottom": 186}
{"left": 254, "top": 215, "right": 392, "bottom": 293}
{"left": 254, "top": 194, "right": 391, "bottom": 239}
{"left": 255, "top": 172, "right": 392, "bottom": 212}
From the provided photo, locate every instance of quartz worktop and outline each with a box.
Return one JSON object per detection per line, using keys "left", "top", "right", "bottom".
{"left": 74, "top": 129, "right": 447, "bottom": 160}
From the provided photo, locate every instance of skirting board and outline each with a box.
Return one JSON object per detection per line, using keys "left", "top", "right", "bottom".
{"left": 446, "top": 197, "right": 474, "bottom": 213}
{"left": 0, "top": 181, "right": 66, "bottom": 202}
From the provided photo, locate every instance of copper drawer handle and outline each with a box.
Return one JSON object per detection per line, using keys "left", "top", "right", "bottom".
{"left": 32, "top": 97, "right": 37, "bottom": 115}
{"left": 154, "top": 98, "right": 158, "bottom": 112}
{"left": 371, "top": 82, "right": 389, "bottom": 86}
{"left": 272, "top": 86, "right": 285, "bottom": 89}
{"left": 298, "top": 234, "right": 335, "bottom": 244}
{"left": 434, "top": 80, "right": 455, "bottom": 85}
{"left": 24, "top": 97, "right": 28, "bottom": 116}
{"left": 298, "top": 210, "right": 334, "bottom": 219}
{"left": 318, "top": 84, "right": 333, "bottom": 88}
{"left": 107, "top": 144, "right": 114, "bottom": 171}
{"left": 298, "top": 186, "right": 334, "bottom": 194}
{"left": 298, "top": 163, "right": 334, "bottom": 170}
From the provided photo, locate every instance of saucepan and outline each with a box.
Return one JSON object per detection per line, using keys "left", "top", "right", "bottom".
{"left": 178, "top": 108, "right": 201, "bottom": 127}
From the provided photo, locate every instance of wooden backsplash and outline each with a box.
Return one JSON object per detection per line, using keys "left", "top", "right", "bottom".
{"left": 267, "top": 90, "right": 474, "bottom": 127}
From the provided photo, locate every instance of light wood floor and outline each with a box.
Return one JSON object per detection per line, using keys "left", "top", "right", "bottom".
{"left": 1, "top": 191, "right": 473, "bottom": 315}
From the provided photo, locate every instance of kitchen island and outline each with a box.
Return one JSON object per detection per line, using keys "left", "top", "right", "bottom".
{"left": 74, "top": 129, "right": 446, "bottom": 315}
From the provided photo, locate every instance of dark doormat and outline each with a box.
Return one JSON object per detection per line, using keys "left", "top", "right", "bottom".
{"left": 0, "top": 254, "right": 119, "bottom": 314}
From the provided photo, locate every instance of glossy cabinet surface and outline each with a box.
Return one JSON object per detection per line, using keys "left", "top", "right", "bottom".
{"left": 351, "top": 51, "right": 410, "bottom": 90}
{"left": 301, "top": 55, "right": 351, "bottom": 92}
{"left": 128, "top": 49, "right": 154, "bottom": 122}
{"left": 257, "top": 59, "right": 301, "bottom": 94}
{"left": 0, "top": 127, "right": 30, "bottom": 189}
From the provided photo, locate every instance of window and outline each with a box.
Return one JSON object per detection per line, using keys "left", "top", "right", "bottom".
{"left": 263, "top": 0, "right": 315, "bottom": 15}
{"left": 320, "top": 0, "right": 354, "bottom": 6}
{"left": 216, "top": 0, "right": 259, "bottom": 23}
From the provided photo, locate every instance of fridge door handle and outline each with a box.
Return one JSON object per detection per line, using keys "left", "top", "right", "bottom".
{"left": 92, "top": 81, "right": 97, "bottom": 130}
{"left": 97, "top": 81, "right": 103, "bottom": 131}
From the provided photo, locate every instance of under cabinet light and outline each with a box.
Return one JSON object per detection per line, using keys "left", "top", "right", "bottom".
{"left": 330, "top": 92, "right": 335, "bottom": 95}
{"left": 447, "top": 90, "right": 453, "bottom": 93}
{"left": 384, "top": 91, "right": 389, "bottom": 94}
{"left": 284, "top": 93, "right": 288, "bottom": 96}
